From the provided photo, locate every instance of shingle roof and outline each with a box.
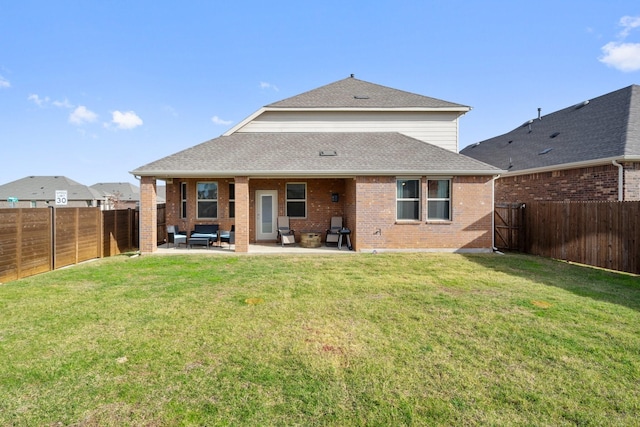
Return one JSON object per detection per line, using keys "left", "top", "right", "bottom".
{"left": 131, "top": 132, "right": 500, "bottom": 177}
{"left": 267, "top": 76, "right": 469, "bottom": 110}
{"left": 461, "top": 84, "right": 640, "bottom": 172}
{"left": 0, "top": 176, "right": 103, "bottom": 200}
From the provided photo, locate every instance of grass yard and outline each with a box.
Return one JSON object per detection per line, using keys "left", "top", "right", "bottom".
{"left": 0, "top": 252, "right": 639, "bottom": 426}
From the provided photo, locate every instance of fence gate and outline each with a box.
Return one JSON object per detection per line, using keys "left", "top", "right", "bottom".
{"left": 494, "top": 203, "right": 525, "bottom": 251}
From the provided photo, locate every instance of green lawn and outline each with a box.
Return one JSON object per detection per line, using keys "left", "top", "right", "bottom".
{"left": 1, "top": 253, "right": 638, "bottom": 426}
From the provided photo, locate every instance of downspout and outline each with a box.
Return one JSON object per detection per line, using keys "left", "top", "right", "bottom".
{"left": 492, "top": 174, "right": 501, "bottom": 252}
{"left": 612, "top": 160, "right": 623, "bottom": 201}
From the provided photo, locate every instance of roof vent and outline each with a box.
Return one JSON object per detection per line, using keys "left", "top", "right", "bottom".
{"left": 550, "top": 132, "right": 560, "bottom": 138}
{"left": 320, "top": 150, "right": 337, "bottom": 156}
{"left": 539, "top": 148, "right": 553, "bottom": 155}
{"left": 508, "top": 140, "right": 513, "bottom": 144}
{"left": 575, "top": 100, "right": 589, "bottom": 109}
{"left": 354, "top": 95, "right": 369, "bottom": 99}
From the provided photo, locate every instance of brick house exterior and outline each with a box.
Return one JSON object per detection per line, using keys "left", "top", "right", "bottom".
{"left": 462, "top": 85, "right": 640, "bottom": 203}
{"left": 132, "top": 76, "right": 501, "bottom": 253}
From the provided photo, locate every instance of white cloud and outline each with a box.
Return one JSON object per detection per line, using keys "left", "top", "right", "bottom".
{"left": 28, "top": 94, "right": 50, "bottom": 107}
{"left": 260, "top": 81, "right": 279, "bottom": 91}
{"left": 211, "top": 115, "right": 233, "bottom": 125}
{"left": 619, "top": 15, "right": 640, "bottom": 38}
{"left": 69, "top": 105, "right": 98, "bottom": 125}
{"left": 0, "top": 75, "right": 10, "bottom": 89}
{"left": 600, "top": 15, "right": 640, "bottom": 72}
{"left": 111, "top": 110, "right": 143, "bottom": 130}
{"left": 53, "top": 98, "right": 73, "bottom": 109}
{"left": 599, "top": 42, "right": 640, "bottom": 72}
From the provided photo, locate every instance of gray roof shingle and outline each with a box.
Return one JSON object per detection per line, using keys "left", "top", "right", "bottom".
{"left": 131, "top": 132, "right": 500, "bottom": 177}
{"left": 267, "top": 76, "right": 469, "bottom": 109}
{"left": 0, "top": 176, "right": 103, "bottom": 200}
{"left": 461, "top": 84, "right": 640, "bottom": 171}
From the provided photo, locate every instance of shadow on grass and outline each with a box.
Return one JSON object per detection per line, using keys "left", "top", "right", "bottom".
{"left": 462, "top": 252, "right": 640, "bottom": 312}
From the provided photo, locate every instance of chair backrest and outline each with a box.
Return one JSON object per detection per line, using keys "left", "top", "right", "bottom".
{"left": 167, "top": 225, "right": 176, "bottom": 234}
{"left": 277, "top": 216, "right": 290, "bottom": 230}
{"left": 193, "top": 224, "right": 219, "bottom": 234}
{"left": 330, "top": 217, "right": 342, "bottom": 231}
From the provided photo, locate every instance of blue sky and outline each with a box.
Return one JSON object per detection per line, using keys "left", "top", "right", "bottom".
{"left": 1, "top": 1, "right": 639, "bottom": 186}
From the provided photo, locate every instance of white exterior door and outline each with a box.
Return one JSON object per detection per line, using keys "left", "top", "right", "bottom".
{"left": 256, "top": 190, "right": 278, "bottom": 241}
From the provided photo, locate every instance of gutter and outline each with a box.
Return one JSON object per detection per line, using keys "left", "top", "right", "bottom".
{"left": 500, "top": 155, "right": 640, "bottom": 177}
{"left": 130, "top": 169, "right": 506, "bottom": 179}
{"left": 612, "top": 160, "right": 624, "bottom": 201}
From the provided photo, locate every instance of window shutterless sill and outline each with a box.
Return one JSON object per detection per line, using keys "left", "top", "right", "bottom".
{"left": 425, "top": 220, "right": 452, "bottom": 225}
{"left": 395, "top": 220, "right": 422, "bottom": 225}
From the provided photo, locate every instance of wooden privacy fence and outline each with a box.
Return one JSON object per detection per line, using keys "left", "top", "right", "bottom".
{"left": 0, "top": 207, "right": 137, "bottom": 283}
{"left": 517, "top": 201, "right": 640, "bottom": 275}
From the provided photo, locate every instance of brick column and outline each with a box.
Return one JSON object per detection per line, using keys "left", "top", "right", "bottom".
{"left": 139, "top": 176, "right": 157, "bottom": 254}
{"left": 234, "top": 176, "right": 250, "bottom": 252}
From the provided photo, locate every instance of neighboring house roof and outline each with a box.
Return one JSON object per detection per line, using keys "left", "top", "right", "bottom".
{"left": 131, "top": 132, "right": 501, "bottom": 178}
{"left": 91, "top": 182, "right": 140, "bottom": 202}
{"left": 461, "top": 84, "right": 640, "bottom": 173}
{"left": 267, "top": 76, "right": 470, "bottom": 110}
{"left": 0, "top": 176, "right": 103, "bottom": 201}
{"left": 90, "top": 182, "right": 166, "bottom": 203}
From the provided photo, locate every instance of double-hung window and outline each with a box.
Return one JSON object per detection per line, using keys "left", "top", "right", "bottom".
{"left": 286, "top": 183, "right": 306, "bottom": 218}
{"left": 396, "top": 178, "right": 420, "bottom": 221}
{"left": 196, "top": 181, "right": 218, "bottom": 219}
{"left": 427, "top": 179, "right": 451, "bottom": 221}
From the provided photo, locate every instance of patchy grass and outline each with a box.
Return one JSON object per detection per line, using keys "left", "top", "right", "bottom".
{"left": 0, "top": 253, "right": 638, "bottom": 426}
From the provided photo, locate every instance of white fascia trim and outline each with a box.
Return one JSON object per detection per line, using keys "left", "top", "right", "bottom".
{"left": 223, "top": 108, "right": 266, "bottom": 136}
{"left": 502, "top": 156, "right": 640, "bottom": 177}
{"left": 264, "top": 106, "right": 472, "bottom": 112}
{"left": 130, "top": 170, "right": 504, "bottom": 179}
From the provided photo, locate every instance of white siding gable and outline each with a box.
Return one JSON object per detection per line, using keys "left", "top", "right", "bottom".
{"left": 235, "top": 110, "right": 462, "bottom": 153}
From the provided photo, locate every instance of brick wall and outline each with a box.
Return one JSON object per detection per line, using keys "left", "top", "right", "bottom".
{"left": 354, "top": 175, "right": 494, "bottom": 251}
{"left": 163, "top": 175, "right": 494, "bottom": 252}
{"left": 495, "top": 163, "right": 640, "bottom": 203}
{"left": 624, "top": 162, "right": 640, "bottom": 200}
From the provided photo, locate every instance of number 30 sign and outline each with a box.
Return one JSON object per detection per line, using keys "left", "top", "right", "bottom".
{"left": 55, "top": 190, "right": 68, "bottom": 206}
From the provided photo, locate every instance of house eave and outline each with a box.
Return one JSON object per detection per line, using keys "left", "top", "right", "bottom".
{"left": 502, "top": 155, "right": 640, "bottom": 177}
{"left": 131, "top": 169, "right": 502, "bottom": 180}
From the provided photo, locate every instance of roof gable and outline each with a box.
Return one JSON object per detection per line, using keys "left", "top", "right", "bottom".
{"left": 461, "top": 84, "right": 640, "bottom": 172}
{"left": 267, "top": 76, "right": 469, "bottom": 110}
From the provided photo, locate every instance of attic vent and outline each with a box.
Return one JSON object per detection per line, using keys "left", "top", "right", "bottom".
{"left": 508, "top": 140, "right": 513, "bottom": 144}
{"left": 539, "top": 148, "right": 553, "bottom": 155}
{"left": 354, "top": 95, "right": 369, "bottom": 99}
{"left": 575, "top": 100, "right": 589, "bottom": 109}
{"left": 320, "top": 150, "right": 337, "bottom": 156}
{"left": 550, "top": 132, "right": 560, "bottom": 138}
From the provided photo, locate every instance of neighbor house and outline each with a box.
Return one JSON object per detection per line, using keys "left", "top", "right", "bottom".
{"left": 131, "top": 76, "right": 502, "bottom": 253}
{"left": 0, "top": 176, "right": 106, "bottom": 209}
{"left": 90, "top": 182, "right": 166, "bottom": 209}
{"left": 461, "top": 84, "right": 640, "bottom": 203}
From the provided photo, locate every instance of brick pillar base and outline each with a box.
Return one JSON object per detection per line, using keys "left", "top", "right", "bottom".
{"left": 140, "top": 176, "right": 157, "bottom": 253}
{"left": 234, "top": 176, "right": 249, "bottom": 252}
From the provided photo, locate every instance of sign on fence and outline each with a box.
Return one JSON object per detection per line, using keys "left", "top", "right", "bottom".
{"left": 55, "top": 190, "right": 68, "bottom": 206}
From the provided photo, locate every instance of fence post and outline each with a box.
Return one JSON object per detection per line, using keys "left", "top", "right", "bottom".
{"left": 49, "top": 206, "right": 55, "bottom": 271}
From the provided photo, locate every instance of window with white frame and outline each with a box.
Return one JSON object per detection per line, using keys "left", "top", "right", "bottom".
{"left": 396, "top": 178, "right": 420, "bottom": 220}
{"left": 180, "top": 182, "right": 187, "bottom": 219}
{"left": 196, "top": 181, "right": 218, "bottom": 218}
{"left": 286, "top": 183, "right": 306, "bottom": 218}
{"left": 228, "top": 182, "right": 235, "bottom": 218}
{"left": 427, "top": 179, "right": 451, "bottom": 221}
